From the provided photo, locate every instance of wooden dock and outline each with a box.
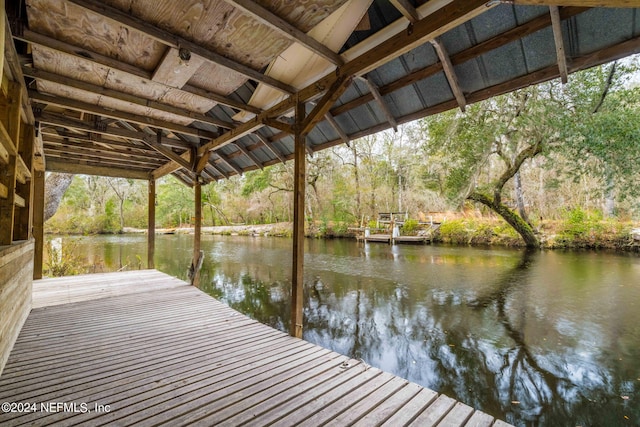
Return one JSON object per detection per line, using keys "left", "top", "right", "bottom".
{"left": 364, "top": 234, "right": 431, "bottom": 244}
{"left": 0, "top": 270, "right": 510, "bottom": 426}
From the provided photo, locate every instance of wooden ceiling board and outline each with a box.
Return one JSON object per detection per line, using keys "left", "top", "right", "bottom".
{"left": 104, "top": 0, "right": 284, "bottom": 69}
{"left": 30, "top": 46, "right": 221, "bottom": 117}
{"left": 158, "top": 88, "right": 218, "bottom": 114}
{"left": 254, "top": 0, "right": 349, "bottom": 32}
{"left": 186, "top": 61, "right": 251, "bottom": 96}
{"left": 31, "top": 45, "right": 110, "bottom": 86}
{"left": 26, "top": 0, "right": 165, "bottom": 72}
{"left": 104, "top": 67, "right": 218, "bottom": 115}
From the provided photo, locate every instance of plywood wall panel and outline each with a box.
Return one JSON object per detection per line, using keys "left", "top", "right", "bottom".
{"left": 0, "top": 241, "right": 34, "bottom": 377}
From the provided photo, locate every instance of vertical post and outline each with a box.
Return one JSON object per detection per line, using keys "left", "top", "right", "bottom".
{"left": 192, "top": 179, "right": 202, "bottom": 287}
{"left": 33, "top": 170, "right": 45, "bottom": 279}
{"left": 147, "top": 179, "right": 156, "bottom": 269}
{"left": 14, "top": 124, "right": 34, "bottom": 241}
{"left": 291, "top": 98, "right": 305, "bottom": 338}
{"left": 0, "top": 82, "right": 21, "bottom": 245}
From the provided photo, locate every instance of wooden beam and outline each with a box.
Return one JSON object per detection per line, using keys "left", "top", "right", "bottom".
{"left": 43, "top": 129, "right": 157, "bottom": 155}
{"left": 549, "top": 6, "right": 569, "bottom": 84}
{"left": 148, "top": 179, "right": 155, "bottom": 269}
{"left": 330, "top": 6, "right": 588, "bottom": 117}
{"left": 139, "top": 131, "right": 193, "bottom": 172}
{"left": 46, "top": 158, "right": 150, "bottom": 179}
{"left": 431, "top": 38, "right": 467, "bottom": 111}
{"left": 214, "top": 152, "right": 243, "bottom": 176}
{"left": 3, "top": 16, "right": 35, "bottom": 127}
{"left": 181, "top": 84, "right": 262, "bottom": 115}
{"left": 44, "top": 141, "right": 163, "bottom": 167}
{"left": 207, "top": 161, "right": 230, "bottom": 179}
{"left": 29, "top": 91, "right": 218, "bottom": 141}
{"left": 510, "top": 1, "right": 636, "bottom": 6}
{"left": 263, "top": 118, "right": 294, "bottom": 134}
{"left": 234, "top": 142, "right": 263, "bottom": 170}
{"left": 196, "top": 1, "right": 492, "bottom": 160}
{"left": 301, "top": 76, "right": 353, "bottom": 136}
{"left": 342, "top": 0, "right": 493, "bottom": 76}
{"left": 32, "top": 170, "right": 45, "bottom": 279}
{"left": 191, "top": 181, "right": 202, "bottom": 287}
{"left": 16, "top": 29, "right": 260, "bottom": 115}
{"left": 67, "top": 0, "right": 296, "bottom": 94}
{"left": 223, "top": 0, "right": 343, "bottom": 65}
{"left": 23, "top": 67, "right": 235, "bottom": 129}
{"left": 324, "top": 113, "right": 350, "bottom": 147}
{"left": 38, "top": 112, "right": 191, "bottom": 149}
{"left": 362, "top": 76, "right": 398, "bottom": 131}
{"left": 44, "top": 149, "right": 162, "bottom": 171}
{"left": 290, "top": 99, "right": 305, "bottom": 339}
{"left": 254, "top": 133, "right": 286, "bottom": 164}
{"left": 389, "top": 0, "right": 420, "bottom": 23}
{"left": 0, "top": 82, "right": 21, "bottom": 245}
{"left": 14, "top": 124, "right": 35, "bottom": 241}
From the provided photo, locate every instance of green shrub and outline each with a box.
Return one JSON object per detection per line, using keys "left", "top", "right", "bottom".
{"left": 438, "top": 220, "right": 470, "bottom": 244}
{"left": 402, "top": 219, "right": 419, "bottom": 235}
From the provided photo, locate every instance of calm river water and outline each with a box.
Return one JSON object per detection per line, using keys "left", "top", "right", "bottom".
{"left": 48, "top": 234, "right": 640, "bottom": 426}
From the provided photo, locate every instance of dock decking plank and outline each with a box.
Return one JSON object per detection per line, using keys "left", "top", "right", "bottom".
{"left": 0, "top": 270, "right": 512, "bottom": 426}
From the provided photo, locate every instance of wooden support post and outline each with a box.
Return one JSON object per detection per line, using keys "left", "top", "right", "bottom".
{"left": 0, "top": 82, "right": 22, "bottom": 246}
{"left": 190, "top": 179, "right": 203, "bottom": 287}
{"left": 33, "top": 170, "right": 45, "bottom": 279}
{"left": 148, "top": 179, "right": 156, "bottom": 269}
{"left": 14, "top": 124, "right": 34, "bottom": 241}
{"left": 291, "top": 99, "right": 305, "bottom": 339}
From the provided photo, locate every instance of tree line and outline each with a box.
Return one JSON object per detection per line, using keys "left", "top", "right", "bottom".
{"left": 46, "top": 59, "right": 640, "bottom": 247}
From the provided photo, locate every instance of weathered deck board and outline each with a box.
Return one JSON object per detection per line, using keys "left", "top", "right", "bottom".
{"left": 0, "top": 270, "right": 511, "bottom": 426}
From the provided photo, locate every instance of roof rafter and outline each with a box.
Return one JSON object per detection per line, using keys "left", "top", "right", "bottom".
{"left": 46, "top": 158, "right": 151, "bottom": 180}
{"left": 431, "top": 38, "right": 467, "bottom": 111}
{"left": 253, "top": 133, "right": 286, "bottom": 164}
{"left": 509, "top": 1, "right": 635, "bottom": 6}
{"left": 66, "top": 0, "right": 296, "bottom": 95}
{"left": 22, "top": 66, "right": 235, "bottom": 130}
{"left": 330, "top": 6, "right": 588, "bottom": 117}
{"left": 213, "top": 152, "right": 243, "bottom": 176}
{"left": 37, "top": 111, "right": 192, "bottom": 150}
{"left": 324, "top": 113, "right": 350, "bottom": 147}
{"left": 362, "top": 76, "right": 398, "bottom": 131}
{"left": 234, "top": 142, "right": 264, "bottom": 170}
{"left": 549, "top": 6, "right": 569, "bottom": 84}
{"left": 192, "top": 0, "right": 492, "bottom": 170}
{"left": 30, "top": 91, "right": 218, "bottom": 141}
{"left": 301, "top": 76, "right": 353, "bottom": 136}
{"left": 14, "top": 30, "right": 262, "bottom": 116}
{"left": 222, "top": 0, "right": 343, "bottom": 65}
{"left": 138, "top": 130, "right": 194, "bottom": 173}
{"left": 389, "top": 0, "right": 420, "bottom": 23}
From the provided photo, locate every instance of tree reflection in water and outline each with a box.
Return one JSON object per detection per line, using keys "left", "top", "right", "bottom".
{"left": 194, "top": 239, "right": 639, "bottom": 426}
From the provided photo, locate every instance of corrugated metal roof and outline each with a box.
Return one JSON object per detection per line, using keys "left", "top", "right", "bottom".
{"left": 10, "top": 1, "right": 640, "bottom": 183}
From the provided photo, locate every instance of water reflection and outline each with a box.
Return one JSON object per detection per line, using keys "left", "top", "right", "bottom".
{"left": 51, "top": 235, "right": 640, "bottom": 426}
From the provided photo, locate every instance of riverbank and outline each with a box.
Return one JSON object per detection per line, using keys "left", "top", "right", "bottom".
{"left": 119, "top": 217, "right": 640, "bottom": 251}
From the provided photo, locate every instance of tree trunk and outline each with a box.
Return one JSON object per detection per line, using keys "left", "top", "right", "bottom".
{"left": 44, "top": 173, "right": 74, "bottom": 222}
{"left": 603, "top": 173, "right": 615, "bottom": 217}
{"left": 468, "top": 191, "right": 540, "bottom": 248}
{"left": 514, "top": 171, "right": 530, "bottom": 225}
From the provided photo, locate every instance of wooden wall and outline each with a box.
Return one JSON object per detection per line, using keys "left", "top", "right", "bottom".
{"left": 0, "top": 4, "right": 41, "bottom": 376}
{"left": 0, "top": 240, "right": 33, "bottom": 376}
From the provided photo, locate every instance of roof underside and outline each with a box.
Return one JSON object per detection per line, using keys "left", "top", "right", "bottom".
{"left": 6, "top": 0, "right": 640, "bottom": 185}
